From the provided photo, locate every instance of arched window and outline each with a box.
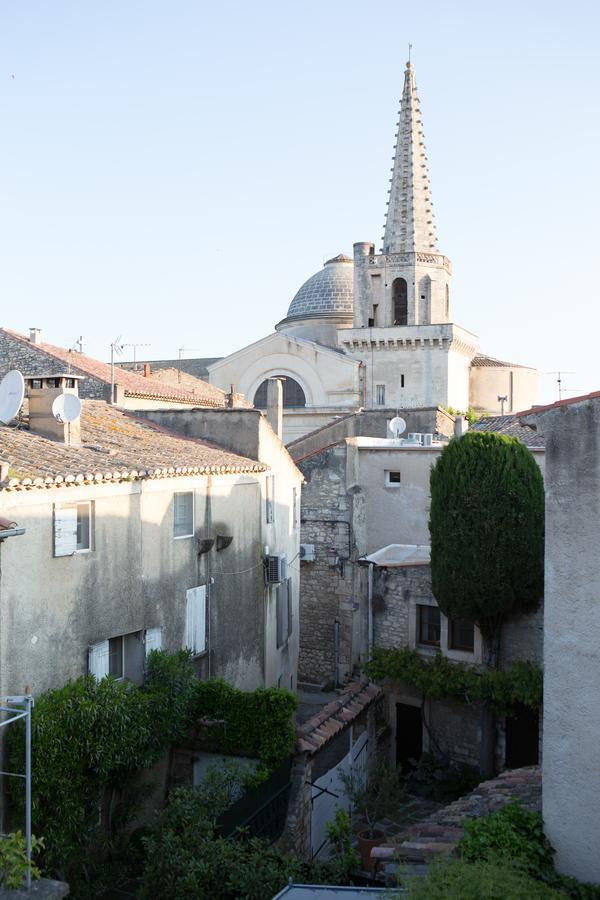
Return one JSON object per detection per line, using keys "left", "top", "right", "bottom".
{"left": 392, "top": 278, "right": 408, "bottom": 326}
{"left": 253, "top": 376, "right": 307, "bottom": 409}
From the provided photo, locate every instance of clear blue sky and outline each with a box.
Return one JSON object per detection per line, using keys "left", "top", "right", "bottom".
{"left": 1, "top": 0, "right": 598, "bottom": 404}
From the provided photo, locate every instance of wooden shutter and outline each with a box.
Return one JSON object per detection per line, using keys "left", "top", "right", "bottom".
{"left": 144, "top": 627, "right": 162, "bottom": 657}
{"left": 276, "top": 584, "right": 286, "bottom": 648}
{"left": 186, "top": 586, "right": 206, "bottom": 654}
{"left": 286, "top": 578, "right": 293, "bottom": 638}
{"left": 54, "top": 505, "right": 77, "bottom": 557}
{"left": 88, "top": 640, "right": 109, "bottom": 679}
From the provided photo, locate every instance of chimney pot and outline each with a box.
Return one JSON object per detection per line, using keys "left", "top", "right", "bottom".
{"left": 29, "top": 328, "right": 42, "bottom": 345}
{"left": 143, "top": 363, "right": 151, "bottom": 378}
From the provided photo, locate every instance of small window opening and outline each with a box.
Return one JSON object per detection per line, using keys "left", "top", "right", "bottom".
{"left": 386, "top": 471, "right": 401, "bottom": 486}
{"left": 449, "top": 619, "right": 475, "bottom": 652}
{"left": 418, "top": 605, "right": 441, "bottom": 647}
{"left": 400, "top": 374, "right": 405, "bottom": 388}
{"left": 393, "top": 278, "right": 408, "bottom": 326}
{"left": 375, "top": 384, "right": 386, "bottom": 406}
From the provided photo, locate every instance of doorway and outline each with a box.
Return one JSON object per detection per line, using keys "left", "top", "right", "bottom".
{"left": 505, "top": 704, "right": 539, "bottom": 768}
{"left": 396, "top": 703, "right": 423, "bottom": 771}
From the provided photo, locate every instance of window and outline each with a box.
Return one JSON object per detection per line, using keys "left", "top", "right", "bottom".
{"left": 173, "top": 491, "right": 194, "bottom": 538}
{"left": 266, "top": 475, "right": 275, "bottom": 524}
{"left": 418, "top": 605, "right": 441, "bottom": 647}
{"left": 54, "top": 502, "right": 92, "bottom": 556}
{"left": 385, "top": 470, "right": 401, "bottom": 487}
{"left": 276, "top": 578, "right": 292, "bottom": 648}
{"left": 375, "top": 384, "right": 386, "bottom": 406}
{"left": 392, "top": 278, "right": 408, "bottom": 326}
{"left": 449, "top": 618, "right": 475, "bottom": 652}
{"left": 186, "top": 586, "right": 206, "bottom": 655}
{"left": 88, "top": 628, "right": 159, "bottom": 683}
{"left": 400, "top": 374, "right": 405, "bottom": 388}
{"left": 253, "top": 377, "right": 306, "bottom": 409}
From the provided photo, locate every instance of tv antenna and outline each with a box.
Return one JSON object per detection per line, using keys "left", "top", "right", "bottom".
{"left": 110, "top": 336, "right": 125, "bottom": 405}
{"left": 122, "top": 342, "right": 150, "bottom": 371}
{"left": 177, "top": 346, "right": 202, "bottom": 384}
{"left": 0, "top": 370, "right": 25, "bottom": 425}
{"left": 389, "top": 415, "right": 407, "bottom": 438}
{"left": 545, "top": 371, "right": 575, "bottom": 401}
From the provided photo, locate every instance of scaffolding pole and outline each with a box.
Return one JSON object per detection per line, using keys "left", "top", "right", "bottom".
{"left": 0, "top": 695, "right": 34, "bottom": 890}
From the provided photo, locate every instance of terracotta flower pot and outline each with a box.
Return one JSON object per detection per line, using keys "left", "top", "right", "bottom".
{"left": 357, "top": 828, "right": 386, "bottom": 871}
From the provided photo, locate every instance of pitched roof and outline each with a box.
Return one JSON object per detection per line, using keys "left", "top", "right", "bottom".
{"left": 517, "top": 389, "right": 600, "bottom": 417}
{"left": 0, "top": 329, "right": 225, "bottom": 407}
{"left": 0, "top": 400, "right": 265, "bottom": 491}
{"left": 471, "top": 353, "right": 535, "bottom": 370}
{"left": 296, "top": 680, "right": 383, "bottom": 755}
{"left": 470, "top": 415, "right": 544, "bottom": 448}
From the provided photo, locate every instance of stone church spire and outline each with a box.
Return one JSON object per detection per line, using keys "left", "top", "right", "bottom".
{"left": 382, "top": 61, "right": 438, "bottom": 255}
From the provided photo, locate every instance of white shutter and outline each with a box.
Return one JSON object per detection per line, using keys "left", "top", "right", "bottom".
{"left": 88, "top": 640, "right": 109, "bottom": 679}
{"left": 144, "top": 627, "right": 162, "bottom": 657}
{"left": 54, "top": 505, "right": 77, "bottom": 557}
{"left": 186, "top": 586, "right": 206, "bottom": 655}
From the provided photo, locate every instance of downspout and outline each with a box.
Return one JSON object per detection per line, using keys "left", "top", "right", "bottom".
{"left": 368, "top": 562, "right": 374, "bottom": 659}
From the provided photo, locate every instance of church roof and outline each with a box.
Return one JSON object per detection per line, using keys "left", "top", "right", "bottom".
{"left": 382, "top": 61, "right": 438, "bottom": 254}
{"left": 283, "top": 254, "right": 354, "bottom": 322}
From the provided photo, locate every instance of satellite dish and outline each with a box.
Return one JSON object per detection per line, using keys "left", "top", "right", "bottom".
{"left": 52, "top": 393, "right": 82, "bottom": 424}
{"left": 0, "top": 370, "right": 25, "bottom": 425}
{"left": 389, "top": 416, "right": 407, "bottom": 438}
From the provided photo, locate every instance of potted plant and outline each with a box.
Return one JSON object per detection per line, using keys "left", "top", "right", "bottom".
{"left": 341, "top": 763, "right": 403, "bottom": 871}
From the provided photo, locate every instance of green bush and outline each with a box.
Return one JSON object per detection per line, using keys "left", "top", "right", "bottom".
{"left": 429, "top": 432, "right": 544, "bottom": 649}
{"left": 0, "top": 832, "right": 43, "bottom": 889}
{"left": 459, "top": 802, "right": 554, "bottom": 877}
{"left": 406, "top": 857, "right": 564, "bottom": 899}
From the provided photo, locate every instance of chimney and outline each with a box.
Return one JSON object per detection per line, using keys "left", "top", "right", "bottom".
{"left": 29, "top": 328, "right": 42, "bottom": 345}
{"left": 454, "top": 415, "right": 469, "bottom": 438}
{"left": 143, "top": 363, "right": 152, "bottom": 378}
{"left": 26, "top": 374, "right": 82, "bottom": 445}
{"left": 0, "top": 460, "right": 9, "bottom": 482}
{"left": 265, "top": 377, "right": 284, "bottom": 440}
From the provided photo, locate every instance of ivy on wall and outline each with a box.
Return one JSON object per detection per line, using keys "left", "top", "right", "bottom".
{"left": 365, "top": 647, "right": 543, "bottom": 715}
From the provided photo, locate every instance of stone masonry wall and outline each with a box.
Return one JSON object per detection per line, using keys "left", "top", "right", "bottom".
{"left": 0, "top": 331, "right": 109, "bottom": 400}
{"left": 297, "top": 444, "right": 357, "bottom": 685}
{"left": 372, "top": 565, "right": 431, "bottom": 649}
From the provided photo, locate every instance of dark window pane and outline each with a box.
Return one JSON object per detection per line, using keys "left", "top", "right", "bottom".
{"left": 449, "top": 619, "right": 475, "bottom": 652}
{"left": 393, "top": 278, "right": 408, "bottom": 326}
{"left": 254, "top": 377, "right": 306, "bottom": 409}
{"left": 418, "top": 605, "right": 440, "bottom": 646}
{"left": 388, "top": 471, "right": 401, "bottom": 484}
{"left": 109, "top": 636, "right": 123, "bottom": 678}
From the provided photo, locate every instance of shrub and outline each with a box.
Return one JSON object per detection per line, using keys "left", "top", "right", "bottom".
{"left": 459, "top": 802, "right": 554, "bottom": 877}
{"left": 0, "top": 832, "right": 43, "bottom": 889}
{"left": 406, "top": 857, "right": 564, "bottom": 899}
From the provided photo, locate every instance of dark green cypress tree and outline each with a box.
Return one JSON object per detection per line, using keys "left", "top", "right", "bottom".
{"left": 429, "top": 431, "right": 544, "bottom": 660}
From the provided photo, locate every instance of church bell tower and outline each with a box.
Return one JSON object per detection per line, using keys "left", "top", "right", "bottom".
{"left": 353, "top": 60, "right": 452, "bottom": 329}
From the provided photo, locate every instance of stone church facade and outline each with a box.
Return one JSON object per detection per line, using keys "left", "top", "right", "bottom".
{"left": 209, "top": 61, "right": 538, "bottom": 443}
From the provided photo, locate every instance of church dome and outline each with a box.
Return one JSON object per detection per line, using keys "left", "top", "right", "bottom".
{"left": 284, "top": 254, "right": 354, "bottom": 322}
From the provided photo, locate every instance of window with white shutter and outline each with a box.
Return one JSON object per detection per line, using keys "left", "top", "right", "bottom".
{"left": 54, "top": 502, "right": 92, "bottom": 556}
{"left": 185, "top": 586, "right": 206, "bottom": 655}
{"left": 276, "top": 581, "right": 290, "bottom": 649}
{"left": 173, "top": 492, "right": 194, "bottom": 538}
{"left": 88, "top": 640, "right": 109, "bottom": 679}
{"left": 144, "top": 627, "right": 162, "bottom": 658}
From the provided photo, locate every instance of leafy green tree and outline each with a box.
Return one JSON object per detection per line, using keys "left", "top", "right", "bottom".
{"left": 429, "top": 431, "right": 544, "bottom": 663}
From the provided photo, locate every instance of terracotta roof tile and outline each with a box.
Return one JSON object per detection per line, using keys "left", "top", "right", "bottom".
{"left": 295, "top": 680, "right": 383, "bottom": 756}
{"left": 1, "top": 329, "right": 225, "bottom": 407}
{"left": 471, "top": 415, "right": 544, "bottom": 449}
{"left": 0, "top": 400, "right": 265, "bottom": 490}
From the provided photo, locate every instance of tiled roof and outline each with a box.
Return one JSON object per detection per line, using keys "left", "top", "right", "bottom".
{"left": 145, "top": 368, "right": 252, "bottom": 408}
{"left": 517, "top": 389, "right": 600, "bottom": 417}
{"left": 471, "top": 415, "right": 544, "bottom": 449}
{"left": 471, "top": 353, "right": 534, "bottom": 370}
{"left": 296, "top": 681, "right": 383, "bottom": 755}
{"left": 0, "top": 400, "right": 265, "bottom": 491}
{"left": 1, "top": 329, "right": 225, "bottom": 407}
{"left": 284, "top": 255, "right": 354, "bottom": 322}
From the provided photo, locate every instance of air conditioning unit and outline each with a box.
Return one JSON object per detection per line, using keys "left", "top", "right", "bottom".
{"left": 265, "top": 553, "right": 288, "bottom": 584}
{"left": 407, "top": 432, "right": 423, "bottom": 444}
{"left": 422, "top": 433, "right": 433, "bottom": 447}
{"left": 300, "top": 543, "right": 316, "bottom": 562}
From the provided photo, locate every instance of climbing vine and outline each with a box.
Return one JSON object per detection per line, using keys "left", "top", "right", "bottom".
{"left": 365, "top": 647, "right": 542, "bottom": 714}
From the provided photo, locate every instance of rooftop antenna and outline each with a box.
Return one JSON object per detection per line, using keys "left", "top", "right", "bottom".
{"left": 177, "top": 347, "right": 202, "bottom": 384}
{"left": 545, "top": 371, "right": 575, "bottom": 401}
{"left": 0, "top": 370, "right": 25, "bottom": 425}
{"left": 110, "top": 336, "right": 124, "bottom": 405}
{"left": 122, "top": 342, "right": 151, "bottom": 372}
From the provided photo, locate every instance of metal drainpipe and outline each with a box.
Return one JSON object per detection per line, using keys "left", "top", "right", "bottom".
{"left": 368, "top": 562, "right": 374, "bottom": 659}
{"left": 333, "top": 620, "right": 340, "bottom": 689}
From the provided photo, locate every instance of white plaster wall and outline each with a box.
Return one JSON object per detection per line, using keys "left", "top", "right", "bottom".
{"left": 0, "top": 472, "right": 267, "bottom": 697}
{"left": 469, "top": 365, "right": 540, "bottom": 414}
{"left": 534, "top": 399, "right": 600, "bottom": 884}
